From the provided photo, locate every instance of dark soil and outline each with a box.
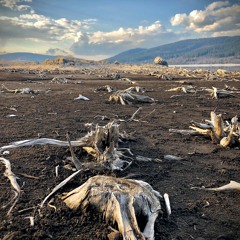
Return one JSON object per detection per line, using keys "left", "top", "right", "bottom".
{"left": 0, "top": 66, "right": 240, "bottom": 240}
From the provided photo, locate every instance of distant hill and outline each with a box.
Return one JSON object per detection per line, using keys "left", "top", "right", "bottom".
{"left": 106, "top": 36, "right": 240, "bottom": 64}
{"left": 0, "top": 52, "right": 58, "bottom": 62}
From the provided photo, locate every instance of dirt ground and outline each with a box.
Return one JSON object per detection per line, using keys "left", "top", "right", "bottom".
{"left": 0, "top": 64, "right": 240, "bottom": 240}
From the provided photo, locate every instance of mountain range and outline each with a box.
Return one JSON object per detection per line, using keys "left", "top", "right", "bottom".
{"left": 0, "top": 52, "right": 58, "bottom": 62}
{"left": 0, "top": 36, "right": 239, "bottom": 64}
{"left": 106, "top": 36, "right": 240, "bottom": 64}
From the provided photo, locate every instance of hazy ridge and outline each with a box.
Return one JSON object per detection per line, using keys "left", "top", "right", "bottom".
{"left": 0, "top": 36, "right": 239, "bottom": 64}
{"left": 106, "top": 36, "right": 240, "bottom": 64}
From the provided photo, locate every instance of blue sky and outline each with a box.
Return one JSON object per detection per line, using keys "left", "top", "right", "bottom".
{"left": 0, "top": 0, "right": 239, "bottom": 59}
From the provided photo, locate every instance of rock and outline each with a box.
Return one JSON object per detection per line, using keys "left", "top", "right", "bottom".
{"left": 153, "top": 56, "right": 168, "bottom": 66}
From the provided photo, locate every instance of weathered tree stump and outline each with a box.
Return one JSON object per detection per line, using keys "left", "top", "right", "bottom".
{"left": 61, "top": 175, "right": 162, "bottom": 240}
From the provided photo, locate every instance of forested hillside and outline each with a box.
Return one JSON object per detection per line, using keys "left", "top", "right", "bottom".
{"left": 106, "top": 36, "right": 240, "bottom": 64}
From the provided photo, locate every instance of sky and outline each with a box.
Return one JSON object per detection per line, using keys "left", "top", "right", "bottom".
{"left": 0, "top": 0, "right": 239, "bottom": 60}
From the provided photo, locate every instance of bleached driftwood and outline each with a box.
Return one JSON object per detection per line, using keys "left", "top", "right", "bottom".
{"left": 61, "top": 175, "right": 162, "bottom": 240}
{"left": 0, "top": 138, "right": 86, "bottom": 151}
{"left": 74, "top": 94, "right": 90, "bottom": 101}
{"left": 0, "top": 157, "right": 21, "bottom": 215}
{"left": 205, "top": 180, "right": 240, "bottom": 191}
{"left": 169, "top": 129, "right": 200, "bottom": 136}
{"left": 166, "top": 85, "right": 196, "bottom": 94}
{"left": 204, "top": 87, "right": 236, "bottom": 99}
{"left": 2, "top": 84, "right": 39, "bottom": 94}
{"left": 220, "top": 116, "right": 238, "bottom": 147}
{"left": 163, "top": 193, "right": 171, "bottom": 218}
{"left": 164, "top": 155, "right": 184, "bottom": 161}
{"left": 0, "top": 122, "right": 132, "bottom": 171}
{"left": 109, "top": 87, "right": 155, "bottom": 105}
{"left": 170, "top": 111, "right": 239, "bottom": 148}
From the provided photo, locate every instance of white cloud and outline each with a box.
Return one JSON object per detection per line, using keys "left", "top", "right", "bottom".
{"left": 170, "top": 1, "right": 240, "bottom": 37}
{"left": 0, "top": 13, "right": 97, "bottom": 41}
{"left": 71, "top": 21, "right": 176, "bottom": 56}
{"left": 0, "top": 0, "right": 33, "bottom": 12}
{"left": 0, "top": 1, "right": 178, "bottom": 57}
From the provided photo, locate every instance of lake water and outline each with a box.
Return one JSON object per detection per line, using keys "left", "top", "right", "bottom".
{"left": 171, "top": 64, "right": 240, "bottom": 72}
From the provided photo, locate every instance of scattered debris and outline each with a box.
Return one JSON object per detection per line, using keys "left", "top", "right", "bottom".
{"left": 119, "top": 77, "right": 136, "bottom": 84}
{"left": 164, "top": 155, "right": 184, "bottom": 161}
{"left": 95, "top": 85, "right": 115, "bottom": 92}
{"left": 74, "top": 94, "right": 90, "bottom": 101}
{"left": 50, "top": 77, "right": 68, "bottom": 84}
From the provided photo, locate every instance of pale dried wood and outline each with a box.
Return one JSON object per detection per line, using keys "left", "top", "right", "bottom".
{"left": 205, "top": 181, "right": 240, "bottom": 191}
{"left": 61, "top": 175, "right": 162, "bottom": 240}
{"left": 0, "top": 157, "right": 21, "bottom": 215}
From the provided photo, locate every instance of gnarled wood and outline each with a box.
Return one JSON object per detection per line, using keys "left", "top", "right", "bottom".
{"left": 61, "top": 175, "right": 162, "bottom": 240}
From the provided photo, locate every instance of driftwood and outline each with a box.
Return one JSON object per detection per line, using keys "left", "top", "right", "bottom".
{"left": 74, "top": 94, "right": 90, "bottom": 101}
{"left": 204, "top": 86, "right": 238, "bottom": 99}
{"left": 95, "top": 85, "right": 115, "bottom": 93}
{"left": 170, "top": 111, "right": 239, "bottom": 148}
{"left": 166, "top": 85, "right": 196, "bottom": 94}
{"left": 61, "top": 175, "right": 162, "bottom": 240}
{"left": 205, "top": 181, "right": 240, "bottom": 191}
{"left": 109, "top": 87, "right": 154, "bottom": 105}
{"left": 2, "top": 84, "right": 39, "bottom": 94}
{"left": 0, "top": 157, "right": 21, "bottom": 215}
{"left": 0, "top": 122, "right": 132, "bottom": 171}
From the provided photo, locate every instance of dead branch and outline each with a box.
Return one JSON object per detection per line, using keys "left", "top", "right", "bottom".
{"left": 61, "top": 175, "right": 162, "bottom": 240}
{"left": 40, "top": 169, "right": 83, "bottom": 207}
{"left": 0, "top": 157, "right": 21, "bottom": 215}
{"left": 205, "top": 181, "right": 240, "bottom": 191}
{"left": 66, "top": 133, "right": 82, "bottom": 170}
{"left": 169, "top": 129, "right": 200, "bottom": 136}
{"left": 128, "top": 107, "right": 142, "bottom": 122}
